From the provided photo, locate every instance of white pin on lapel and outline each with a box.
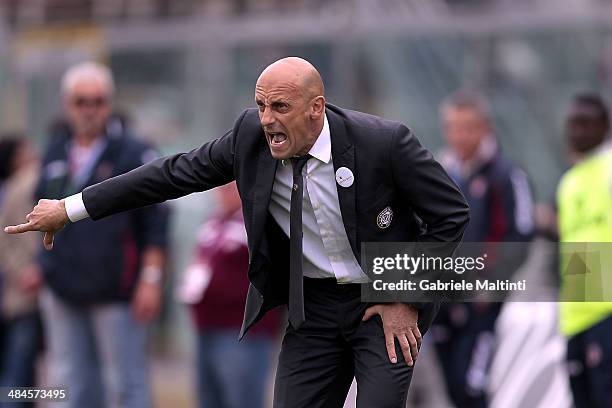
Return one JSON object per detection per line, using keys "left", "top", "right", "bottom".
{"left": 335, "top": 167, "right": 354, "bottom": 188}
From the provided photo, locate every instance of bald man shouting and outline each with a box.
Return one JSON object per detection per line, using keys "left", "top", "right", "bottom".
{"left": 6, "top": 57, "right": 469, "bottom": 407}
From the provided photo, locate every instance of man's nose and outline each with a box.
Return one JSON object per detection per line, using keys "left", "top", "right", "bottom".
{"left": 260, "top": 107, "right": 275, "bottom": 127}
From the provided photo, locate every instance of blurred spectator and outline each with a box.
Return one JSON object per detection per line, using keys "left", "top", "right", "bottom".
{"left": 432, "top": 90, "right": 534, "bottom": 407}
{"left": 177, "top": 182, "right": 280, "bottom": 408}
{"left": 557, "top": 93, "right": 612, "bottom": 408}
{"left": 35, "top": 62, "right": 169, "bottom": 408}
{"left": 0, "top": 134, "right": 41, "bottom": 405}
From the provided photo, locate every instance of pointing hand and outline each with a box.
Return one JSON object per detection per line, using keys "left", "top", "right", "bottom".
{"left": 4, "top": 199, "right": 70, "bottom": 250}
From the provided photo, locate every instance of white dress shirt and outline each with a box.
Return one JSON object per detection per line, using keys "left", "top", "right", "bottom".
{"left": 268, "top": 115, "right": 368, "bottom": 283}
{"left": 64, "top": 192, "right": 89, "bottom": 222}
{"left": 65, "top": 114, "right": 368, "bottom": 283}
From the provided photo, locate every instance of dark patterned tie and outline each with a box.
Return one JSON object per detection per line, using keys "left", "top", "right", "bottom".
{"left": 289, "top": 154, "right": 311, "bottom": 329}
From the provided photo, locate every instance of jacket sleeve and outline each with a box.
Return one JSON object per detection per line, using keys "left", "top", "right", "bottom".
{"left": 391, "top": 124, "right": 470, "bottom": 243}
{"left": 128, "top": 145, "right": 171, "bottom": 250}
{"left": 389, "top": 125, "right": 470, "bottom": 312}
{"left": 82, "top": 111, "right": 245, "bottom": 221}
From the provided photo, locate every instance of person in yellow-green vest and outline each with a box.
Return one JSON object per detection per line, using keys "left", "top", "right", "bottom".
{"left": 557, "top": 93, "right": 612, "bottom": 408}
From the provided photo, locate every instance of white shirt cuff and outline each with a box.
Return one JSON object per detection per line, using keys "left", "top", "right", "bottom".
{"left": 64, "top": 193, "right": 90, "bottom": 222}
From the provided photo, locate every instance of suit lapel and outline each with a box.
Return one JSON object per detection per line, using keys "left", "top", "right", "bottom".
{"left": 250, "top": 140, "right": 278, "bottom": 259}
{"left": 327, "top": 107, "right": 359, "bottom": 259}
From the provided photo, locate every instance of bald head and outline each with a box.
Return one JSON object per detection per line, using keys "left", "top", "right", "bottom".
{"left": 257, "top": 57, "right": 324, "bottom": 101}
{"left": 255, "top": 57, "right": 326, "bottom": 159}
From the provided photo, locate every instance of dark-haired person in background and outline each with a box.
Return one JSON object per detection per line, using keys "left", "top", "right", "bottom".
{"left": 0, "top": 134, "right": 41, "bottom": 407}
{"left": 557, "top": 93, "right": 612, "bottom": 408}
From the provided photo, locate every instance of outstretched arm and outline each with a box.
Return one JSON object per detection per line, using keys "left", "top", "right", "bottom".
{"left": 81, "top": 128, "right": 235, "bottom": 220}
{"left": 4, "top": 112, "right": 244, "bottom": 248}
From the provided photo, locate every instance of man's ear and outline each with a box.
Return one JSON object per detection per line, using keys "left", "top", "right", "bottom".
{"left": 311, "top": 96, "right": 325, "bottom": 118}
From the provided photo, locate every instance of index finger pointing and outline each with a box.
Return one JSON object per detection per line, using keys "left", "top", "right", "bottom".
{"left": 4, "top": 222, "right": 36, "bottom": 234}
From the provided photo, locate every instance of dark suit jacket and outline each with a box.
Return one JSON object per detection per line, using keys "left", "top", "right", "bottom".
{"left": 82, "top": 104, "right": 470, "bottom": 338}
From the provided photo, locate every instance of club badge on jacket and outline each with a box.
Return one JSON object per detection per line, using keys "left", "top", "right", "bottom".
{"left": 377, "top": 206, "right": 393, "bottom": 229}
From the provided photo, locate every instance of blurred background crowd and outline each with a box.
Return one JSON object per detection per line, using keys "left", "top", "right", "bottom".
{"left": 1, "top": 0, "right": 612, "bottom": 407}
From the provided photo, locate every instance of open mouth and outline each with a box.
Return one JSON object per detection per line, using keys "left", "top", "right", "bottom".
{"left": 267, "top": 132, "right": 288, "bottom": 147}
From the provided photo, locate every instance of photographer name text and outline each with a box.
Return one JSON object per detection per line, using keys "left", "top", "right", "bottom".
{"left": 372, "top": 279, "right": 527, "bottom": 292}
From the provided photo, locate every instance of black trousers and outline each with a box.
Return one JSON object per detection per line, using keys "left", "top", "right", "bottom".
{"left": 273, "top": 278, "right": 415, "bottom": 408}
{"left": 566, "top": 316, "right": 612, "bottom": 408}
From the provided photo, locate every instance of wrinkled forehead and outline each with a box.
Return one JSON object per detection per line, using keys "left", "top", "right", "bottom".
{"left": 255, "top": 82, "right": 303, "bottom": 102}
{"left": 256, "top": 67, "right": 305, "bottom": 96}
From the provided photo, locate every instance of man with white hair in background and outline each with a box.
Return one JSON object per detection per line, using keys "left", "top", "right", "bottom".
{"left": 34, "top": 62, "right": 168, "bottom": 408}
